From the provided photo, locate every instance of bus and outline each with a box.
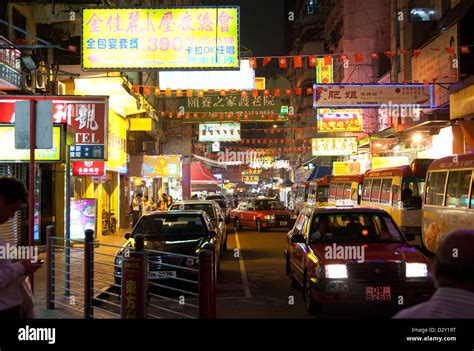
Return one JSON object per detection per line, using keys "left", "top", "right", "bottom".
{"left": 306, "top": 176, "right": 332, "bottom": 209}
{"left": 328, "top": 174, "right": 365, "bottom": 206}
{"left": 294, "top": 182, "right": 309, "bottom": 214}
{"left": 422, "top": 154, "right": 474, "bottom": 253}
{"left": 361, "top": 160, "right": 432, "bottom": 246}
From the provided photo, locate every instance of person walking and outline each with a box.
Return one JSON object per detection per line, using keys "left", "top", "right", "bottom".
{"left": 0, "top": 177, "right": 41, "bottom": 319}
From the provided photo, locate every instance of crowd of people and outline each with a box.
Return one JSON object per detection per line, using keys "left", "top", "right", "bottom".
{"left": 130, "top": 193, "right": 174, "bottom": 227}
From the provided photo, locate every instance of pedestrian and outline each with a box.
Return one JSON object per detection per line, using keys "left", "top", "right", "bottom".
{"left": 393, "top": 230, "right": 474, "bottom": 318}
{"left": 130, "top": 193, "right": 143, "bottom": 227}
{"left": 159, "top": 194, "right": 168, "bottom": 211}
{"left": 144, "top": 197, "right": 157, "bottom": 214}
{"left": 166, "top": 195, "right": 173, "bottom": 209}
{"left": 0, "top": 177, "right": 41, "bottom": 319}
{"left": 142, "top": 195, "right": 149, "bottom": 214}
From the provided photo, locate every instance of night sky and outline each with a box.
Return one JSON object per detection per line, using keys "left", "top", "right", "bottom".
{"left": 200, "top": 0, "right": 287, "bottom": 57}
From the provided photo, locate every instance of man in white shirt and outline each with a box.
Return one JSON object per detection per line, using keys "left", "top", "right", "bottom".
{"left": 393, "top": 230, "right": 474, "bottom": 318}
{"left": 0, "top": 177, "right": 41, "bottom": 319}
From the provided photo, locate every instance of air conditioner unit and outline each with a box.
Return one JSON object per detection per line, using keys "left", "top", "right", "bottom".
{"left": 143, "top": 141, "right": 158, "bottom": 153}
{"left": 35, "top": 61, "right": 49, "bottom": 91}
{"left": 22, "top": 72, "right": 35, "bottom": 93}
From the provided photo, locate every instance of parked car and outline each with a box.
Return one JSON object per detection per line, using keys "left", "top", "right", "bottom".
{"left": 230, "top": 198, "right": 297, "bottom": 232}
{"left": 205, "top": 195, "right": 231, "bottom": 222}
{"left": 285, "top": 206, "right": 435, "bottom": 314}
{"left": 114, "top": 210, "right": 222, "bottom": 288}
{"left": 169, "top": 200, "right": 227, "bottom": 250}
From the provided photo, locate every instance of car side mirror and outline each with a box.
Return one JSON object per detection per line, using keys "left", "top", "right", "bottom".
{"left": 124, "top": 233, "right": 131, "bottom": 240}
{"left": 290, "top": 234, "right": 305, "bottom": 243}
{"left": 208, "top": 230, "right": 217, "bottom": 238}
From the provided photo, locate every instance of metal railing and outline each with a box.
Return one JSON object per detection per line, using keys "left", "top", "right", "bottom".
{"left": 46, "top": 225, "right": 216, "bottom": 319}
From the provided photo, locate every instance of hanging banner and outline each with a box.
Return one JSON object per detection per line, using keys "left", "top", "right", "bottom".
{"left": 142, "top": 155, "right": 181, "bottom": 178}
{"left": 0, "top": 95, "right": 108, "bottom": 159}
{"left": 313, "top": 84, "right": 433, "bottom": 108}
{"left": 199, "top": 122, "right": 240, "bottom": 142}
{"left": 312, "top": 137, "right": 358, "bottom": 156}
{"left": 317, "top": 109, "right": 363, "bottom": 132}
{"left": 315, "top": 57, "right": 333, "bottom": 84}
{"left": 82, "top": 7, "right": 240, "bottom": 70}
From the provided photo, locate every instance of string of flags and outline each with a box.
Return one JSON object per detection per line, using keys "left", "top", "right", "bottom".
{"left": 157, "top": 111, "right": 386, "bottom": 120}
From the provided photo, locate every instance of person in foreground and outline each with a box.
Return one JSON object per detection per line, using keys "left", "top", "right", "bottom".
{"left": 0, "top": 177, "right": 41, "bottom": 319}
{"left": 393, "top": 230, "right": 474, "bottom": 318}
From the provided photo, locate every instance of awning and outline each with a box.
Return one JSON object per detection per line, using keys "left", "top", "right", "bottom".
{"left": 192, "top": 154, "right": 227, "bottom": 169}
{"left": 191, "top": 162, "right": 220, "bottom": 184}
{"left": 307, "top": 166, "right": 332, "bottom": 181}
{"left": 460, "top": 121, "right": 474, "bottom": 152}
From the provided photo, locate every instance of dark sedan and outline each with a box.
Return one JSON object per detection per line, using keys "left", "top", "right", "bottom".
{"left": 114, "top": 210, "right": 222, "bottom": 290}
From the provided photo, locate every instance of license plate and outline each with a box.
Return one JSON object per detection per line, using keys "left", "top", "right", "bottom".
{"left": 148, "top": 271, "right": 176, "bottom": 279}
{"left": 366, "top": 286, "right": 391, "bottom": 301}
{"left": 280, "top": 221, "right": 287, "bottom": 226}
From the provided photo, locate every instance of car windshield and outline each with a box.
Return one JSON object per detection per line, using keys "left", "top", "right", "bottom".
{"left": 308, "top": 212, "right": 403, "bottom": 243}
{"left": 254, "top": 200, "right": 285, "bottom": 210}
{"left": 134, "top": 214, "right": 207, "bottom": 238}
{"left": 214, "top": 200, "right": 227, "bottom": 209}
{"left": 169, "top": 204, "right": 215, "bottom": 219}
{"left": 207, "top": 196, "right": 225, "bottom": 200}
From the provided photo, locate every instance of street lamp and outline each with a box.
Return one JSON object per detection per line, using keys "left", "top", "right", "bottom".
{"left": 412, "top": 133, "right": 422, "bottom": 143}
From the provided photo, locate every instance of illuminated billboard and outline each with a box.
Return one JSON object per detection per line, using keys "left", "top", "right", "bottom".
{"left": 317, "top": 109, "right": 363, "bottom": 132}
{"left": 311, "top": 137, "right": 358, "bottom": 156}
{"left": 159, "top": 59, "right": 254, "bottom": 90}
{"left": 199, "top": 123, "right": 241, "bottom": 142}
{"left": 82, "top": 7, "right": 240, "bottom": 70}
{"left": 0, "top": 125, "right": 62, "bottom": 162}
{"left": 142, "top": 155, "right": 181, "bottom": 178}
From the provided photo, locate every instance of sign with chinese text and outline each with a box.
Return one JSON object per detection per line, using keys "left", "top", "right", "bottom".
{"left": 242, "top": 174, "right": 259, "bottom": 184}
{"left": 0, "top": 95, "right": 108, "bottom": 159}
{"left": 312, "top": 137, "right": 358, "bottom": 156}
{"left": 129, "top": 117, "right": 153, "bottom": 131}
{"left": 82, "top": 7, "right": 240, "bottom": 70}
{"left": 183, "top": 93, "right": 283, "bottom": 121}
{"left": 249, "top": 156, "right": 275, "bottom": 169}
{"left": 371, "top": 156, "right": 409, "bottom": 170}
{"left": 317, "top": 109, "right": 363, "bottom": 132}
{"left": 0, "top": 125, "right": 62, "bottom": 162}
{"left": 73, "top": 161, "right": 105, "bottom": 176}
{"left": 333, "top": 162, "right": 361, "bottom": 176}
{"left": 70, "top": 198, "right": 97, "bottom": 241}
{"left": 70, "top": 145, "right": 105, "bottom": 160}
{"left": 450, "top": 84, "right": 474, "bottom": 120}
{"left": 142, "top": 155, "right": 181, "bottom": 178}
{"left": 412, "top": 24, "right": 458, "bottom": 107}
{"left": 121, "top": 252, "right": 147, "bottom": 319}
{"left": 199, "top": 122, "right": 240, "bottom": 142}
{"left": 313, "top": 84, "right": 433, "bottom": 108}
{"left": 316, "top": 57, "right": 333, "bottom": 84}
{"left": 0, "top": 37, "right": 21, "bottom": 90}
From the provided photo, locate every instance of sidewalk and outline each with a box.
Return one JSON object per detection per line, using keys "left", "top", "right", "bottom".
{"left": 33, "top": 228, "right": 130, "bottom": 319}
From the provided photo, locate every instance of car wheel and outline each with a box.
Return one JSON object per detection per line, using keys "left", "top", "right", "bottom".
{"left": 303, "top": 272, "right": 320, "bottom": 315}
{"left": 287, "top": 255, "right": 299, "bottom": 288}
{"left": 256, "top": 219, "right": 263, "bottom": 232}
{"left": 234, "top": 217, "right": 242, "bottom": 230}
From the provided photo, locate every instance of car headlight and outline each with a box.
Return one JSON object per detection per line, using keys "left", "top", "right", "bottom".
{"left": 324, "top": 264, "right": 348, "bottom": 279}
{"left": 290, "top": 214, "right": 297, "bottom": 219}
{"left": 264, "top": 215, "right": 275, "bottom": 220}
{"left": 406, "top": 263, "right": 428, "bottom": 278}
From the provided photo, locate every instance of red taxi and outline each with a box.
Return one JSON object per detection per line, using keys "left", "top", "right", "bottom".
{"left": 231, "top": 198, "right": 297, "bottom": 232}
{"left": 285, "top": 206, "right": 434, "bottom": 314}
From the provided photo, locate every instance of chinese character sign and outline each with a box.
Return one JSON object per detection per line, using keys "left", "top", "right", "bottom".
{"left": 313, "top": 84, "right": 432, "bottom": 108}
{"left": 312, "top": 137, "right": 358, "bottom": 156}
{"left": 317, "top": 109, "right": 363, "bottom": 132}
{"left": 82, "top": 8, "right": 240, "bottom": 69}
{"left": 142, "top": 155, "right": 181, "bottom": 178}
{"left": 199, "top": 123, "right": 240, "bottom": 142}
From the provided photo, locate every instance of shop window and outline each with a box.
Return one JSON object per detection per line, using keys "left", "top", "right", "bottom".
{"left": 362, "top": 179, "right": 372, "bottom": 202}
{"left": 391, "top": 184, "right": 400, "bottom": 205}
{"left": 380, "top": 179, "right": 392, "bottom": 204}
{"left": 336, "top": 183, "right": 344, "bottom": 199}
{"left": 445, "top": 170, "right": 471, "bottom": 208}
{"left": 329, "top": 184, "right": 337, "bottom": 199}
{"left": 425, "top": 171, "right": 447, "bottom": 206}
{"left": 370, "top": 179, "right": 382, "bottom": 202}
{"left": 343, "top": 183, "right": 351, "bottom": 200}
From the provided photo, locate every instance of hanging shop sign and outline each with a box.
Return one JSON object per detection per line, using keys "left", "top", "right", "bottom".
{"left": 371, "top": 156, "right": 409, "bottom": 170}
{"left": 412, "top": 24, "right": 458, "bottom": 107}
{"left": 72, "top": 161, "right": 105, "bottom": 176}
{"left": 242, "top": 174, "right": 259, "bottom": 184}
{"left": 70, "top": 198, "right": 97, "bottom": 241}
{"left": 450, "top": 84, "right": 474, "bottom": 120}
{"left": 333, "top": 162, "right": 361, "bottom": 176}
{"left": 313, "top": 84, "right": 433, "bottom": 108}
{"left": 199, "top": 122, "right": 241, "bottom": 142}
{"left": 183, "top": 93, "right": 283, "bottom": 121}
{"left": 142, "top": 155, "right": 181, "bottom": 178}
{"left": 129, "top": 117, "right": 153, "bottom": 131}
{"left": 82, "top": 7, "right": 239, "bottom": 70}
{"left": 0, "top": 37, "right": 21, "bottom": 90}
{"left": 0, "top": 95, "right": 108, "bottom": 159}
{"left": 312, "top": 137, "right": 358, "bottom": 156}
{"left": 315, "top": 57, "right": 333, "bottom": 84}
{"left": 106, "top": 110, "right": 127, "bottom": 173}
{"left": 317, "top": 109, "right": 363, "bottom": 132}
{"left": 0, "top": 125, "right": 62, "bottom": 162}
{"left": 249, "top": 156, "right": 275, "bottom": 169}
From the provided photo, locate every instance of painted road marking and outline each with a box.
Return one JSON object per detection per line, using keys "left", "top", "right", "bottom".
{"left": 234, "top": 229, "right": 252, "bottom": 298}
